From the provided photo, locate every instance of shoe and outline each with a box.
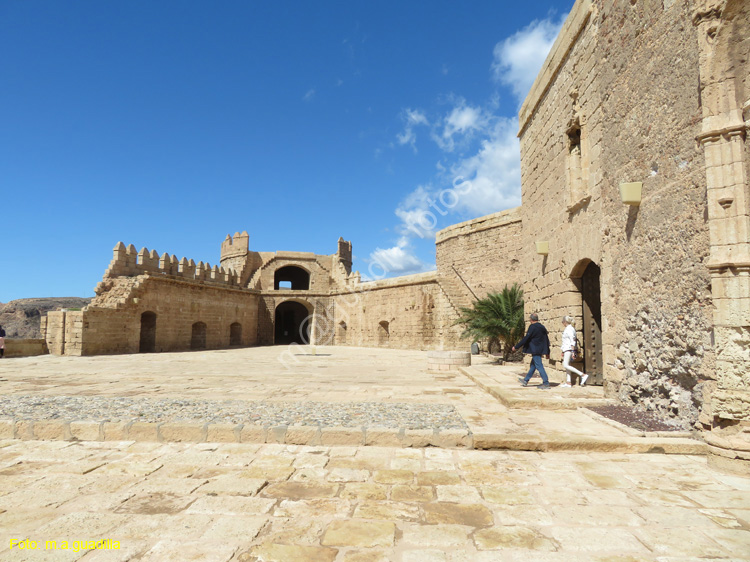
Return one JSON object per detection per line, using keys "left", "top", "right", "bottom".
{"left": 580, "top": 374, "right": 589, "bottom": 386}
{"left": 538, "top": 384, "right": 550, "bottom": 390}
{"left": 559, "top": 383, "right": 571, "bottom": 388}
{"left": 518, "top": 377, "right": 528, "bottom": 387}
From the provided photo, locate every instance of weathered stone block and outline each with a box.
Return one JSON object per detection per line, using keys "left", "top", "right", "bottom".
{"left": 206, "top": 423, "right": 240, "bottom": 443}
{"left": 320, "top": 426, "right": 364, "bottom": 446}
{"left": 285, "top": 425, "right": 319, "bottom": 445}
{"left": 70, "top": 421, "right": 101, "bottom": 441}
{"left": 159, "top": 423, "right": 205, "bottom": 443}
{"left": 102, "top": 421, "right": 130, "bottom": 441}
{"left": 0, "top": 419, "right": 14, "bottom": 439}
{"left": 128, "top": 422, "right": 161, "bottom": 442}
{"left": 32, "top": 420, "right": 69, "bottom": 440}
{"left": 239, "top": 424, "right": 266, "bottom": 444}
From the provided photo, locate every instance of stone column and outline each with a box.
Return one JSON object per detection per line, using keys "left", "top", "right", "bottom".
{"left": 693, "top": 0, "right": 750, "bottom": 474}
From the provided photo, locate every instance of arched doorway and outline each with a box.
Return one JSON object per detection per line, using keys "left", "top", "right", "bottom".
{"left": 191, "top": 322, "right": 207, "bottom": 350}
{"left": 378, "top": 321, "right": 390, "bottom": 346}
{"left": 229, "top": 322, "right": 242, "bottom": 346}
{"left": 274, "top": 266, "right": 310, "bottom": 290}
{"left": 577, "top": 261, "right": 603, "bottom": 385}
{"left": 139, "top": 311, "right": 156, "bottom": 353}
{"left": 274, "top": 301, "right": 311, "bottom": 345}
{"left": 337, "top": 321, "right": 347, "bottom": 344}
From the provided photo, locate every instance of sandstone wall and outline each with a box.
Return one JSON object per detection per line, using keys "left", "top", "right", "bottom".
{"left": 46, "top": 276, "right": 260, "bottom": 356}
{"left": 435, "top": 208, "right": 524, "bottom": 300}
{"left": 331, "top": 273, "right": 464, "bottom": 351}
{"left": 3, "top": 339, "right": 49, "bottom": 358}
{"left": 517, "top": 0, "right": 713, "bottom": 425}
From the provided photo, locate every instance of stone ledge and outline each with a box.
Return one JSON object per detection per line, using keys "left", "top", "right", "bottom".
{"left": 473, "top": 433, "right": 707, "bottom": 455}
{"left": 459, "top": 366, "right": 615, "bottom": 410}
{"left": 0, "top": 418, "right": 472, "bottom": 449}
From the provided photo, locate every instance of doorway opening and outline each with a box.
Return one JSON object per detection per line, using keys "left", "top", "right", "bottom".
{"left": 337, "top": 321, "right": 347, "bottom": 344}
{"left": 378, "top": 321, "right": 390, "bottom": 345}
{"left": 229, "top": 322, "right": 242, "bottom": 346}
{"left": 191, "top": 321, "right": 207, "bottom": 350}
{"left": 274, "top": 301, "right": 311, "bottom": 345}
{"left": 139, "top": 311, "right": 156, "bottom": 353}
{"left": 573, "top": 261, "right": 603, "bottom": 385}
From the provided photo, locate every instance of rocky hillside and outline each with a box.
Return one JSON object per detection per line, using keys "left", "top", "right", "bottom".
{"left": 0, "top": 298, "right": 92, "bottom": 338}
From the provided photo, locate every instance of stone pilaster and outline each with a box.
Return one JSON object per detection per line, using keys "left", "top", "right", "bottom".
{"left": 694, "top": 0, "right": 750, "bottom": 474}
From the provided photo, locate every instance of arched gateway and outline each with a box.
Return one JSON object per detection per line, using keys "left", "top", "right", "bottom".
{"left": 274, "top": 300, "right": 312, "bottom": 345}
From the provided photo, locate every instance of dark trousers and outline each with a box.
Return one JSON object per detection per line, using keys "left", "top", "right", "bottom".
{"left": 523, "top": 355, "right": 549, "bottom": 385}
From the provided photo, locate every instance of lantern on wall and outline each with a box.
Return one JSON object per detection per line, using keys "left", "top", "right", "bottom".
{"left": 535, "top": 241, "right": 549, "bottom": 255}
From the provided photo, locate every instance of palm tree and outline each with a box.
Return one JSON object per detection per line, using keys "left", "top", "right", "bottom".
{"left": 454, "top": 283, "right": 525, "bottom": 361}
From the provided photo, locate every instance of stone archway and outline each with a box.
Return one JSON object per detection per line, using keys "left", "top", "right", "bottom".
{"left": 274, "top": 300, "right": 312, "bottom": 345}
{"left": 571, "top": 259, "right": 603, "bottom": 385}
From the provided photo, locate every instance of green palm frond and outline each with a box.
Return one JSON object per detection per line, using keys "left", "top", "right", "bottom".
{"left": 453, "top": 283, "right": 525, "bottom": 360}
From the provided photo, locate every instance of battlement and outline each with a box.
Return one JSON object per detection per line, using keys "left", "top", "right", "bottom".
{"left": 101, "top": 242, "right": 241, "bottom": 289}
{"left": 220, "top": 231, "right": 249, "bottom": 260}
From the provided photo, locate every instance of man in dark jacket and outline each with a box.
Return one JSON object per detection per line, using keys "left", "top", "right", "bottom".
{"left": 512, "top": 313, "right": 551, "bottom": 389}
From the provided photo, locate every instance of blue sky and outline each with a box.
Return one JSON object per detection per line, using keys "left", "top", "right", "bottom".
{"left": 1, "top": 0, "right": 572, "bottom": 301}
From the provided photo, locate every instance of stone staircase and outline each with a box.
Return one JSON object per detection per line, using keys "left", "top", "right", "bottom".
{"left": 437, "top": 273, "right": 475, "bottom": 317}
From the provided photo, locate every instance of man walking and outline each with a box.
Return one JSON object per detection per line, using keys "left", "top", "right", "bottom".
{"left": 512, "top": 313, "right": 551, "bottom": 389}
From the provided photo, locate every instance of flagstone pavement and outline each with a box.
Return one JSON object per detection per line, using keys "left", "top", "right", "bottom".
{"left": 0, "top": 347, "right": 748, "bottom": 561}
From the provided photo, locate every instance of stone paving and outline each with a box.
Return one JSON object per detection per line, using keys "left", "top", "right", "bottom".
{"left": 0, "top": 346, "right": 748, "bottom": 560}
{"left": 1, "top": 440, "right": 749, "bottom": 561}
{"left": 0, "top": 347, "right": 692, "bottom": 450}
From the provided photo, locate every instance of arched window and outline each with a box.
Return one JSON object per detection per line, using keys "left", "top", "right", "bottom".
{"left": 191, "top": 322, "right": 207, "bottom": 350}
{"left": 230, "top": 322, "right": 242, "bottom": 346}
{"left": 274, "top": 266, "right": 310, "bottom": 290}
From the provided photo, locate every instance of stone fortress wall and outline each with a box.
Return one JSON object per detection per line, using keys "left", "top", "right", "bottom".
{"left": 517, "top": 0, "right": 715, "bottom": 424}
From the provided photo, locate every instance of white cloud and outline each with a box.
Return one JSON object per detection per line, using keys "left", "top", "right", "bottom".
{"left": 433, "top": 100, "right": 489, "bottom": 152}
{"left": 303, "top": 88, "right": 316, "bottom": 102}
{"left": 396, "top": 109, "right": 429, "bottom": 152}
{"left": 394, "top": 185, "right": 438, "bottom": 239}
{"left": 392, "top": 116, "right": 521, "bottom": 241}
{"left": 491, "top": 16, "right": 564, "bottom": 103}
{"left": 448, "top": 118, "right": 521, "bottom": 215}
{"left": 370, "top": 237, "right": 431, "bottom": 276}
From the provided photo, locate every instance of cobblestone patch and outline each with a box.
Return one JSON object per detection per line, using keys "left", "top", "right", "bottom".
{"left": 0, "top": 395, "right": 468, "bottom": 430}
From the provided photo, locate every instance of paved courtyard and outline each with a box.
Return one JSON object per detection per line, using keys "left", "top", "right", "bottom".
{"left": 0, "top": 347, "right": 749, "bottom": 560}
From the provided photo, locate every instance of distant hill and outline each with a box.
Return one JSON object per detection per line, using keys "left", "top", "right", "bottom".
{"left": 0, "top": 297, "right": 92, "bottom": 338}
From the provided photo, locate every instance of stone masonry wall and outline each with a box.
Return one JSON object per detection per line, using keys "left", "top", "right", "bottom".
{"left": 517, "top": 0, "right": 713, "bottom": 426}
{"left": 331, "top": 273, "right": 463, "bottom": 351}
{"left": 436, "top": 208, "right": 524, "bottom": 300}
{"left": 46, "top": 276, "right": 260, "bottom": 356}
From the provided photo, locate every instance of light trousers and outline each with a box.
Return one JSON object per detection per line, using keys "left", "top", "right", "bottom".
{"left": 562, "top": 351, "right": 584, "bottom": 382}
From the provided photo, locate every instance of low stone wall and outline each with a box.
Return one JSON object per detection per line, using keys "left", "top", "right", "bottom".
{"left": 3, "top": 339, "right": 49, "bottom": 358}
